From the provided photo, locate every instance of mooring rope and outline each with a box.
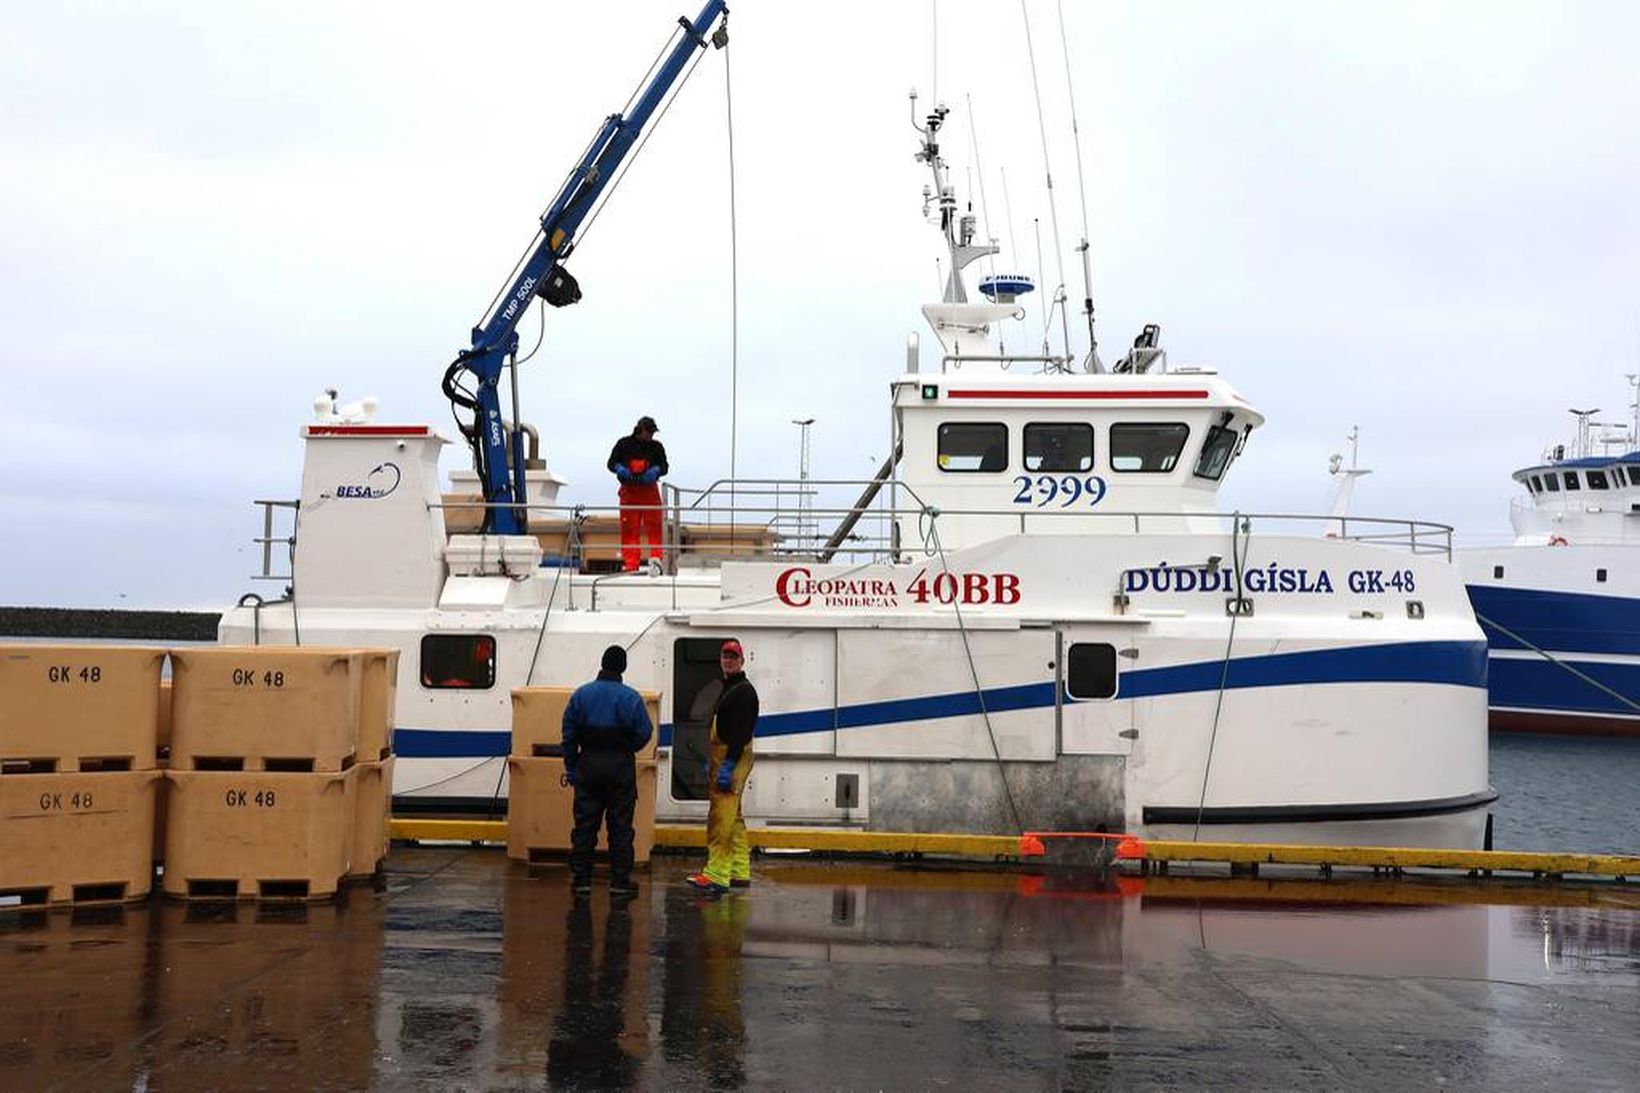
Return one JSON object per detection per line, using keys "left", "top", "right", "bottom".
{"left": 1194, "top": 513, "right": 1251, "bottom": 841}
{"left": 1472, "top": 611, "right": 1640, "bottom": 716}
{"left": 925, "top": 507, "right": 1025, "bottom": 834}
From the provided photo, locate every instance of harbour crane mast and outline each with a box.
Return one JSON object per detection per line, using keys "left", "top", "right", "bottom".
{"left": 442, "top": 1, "right": 729, "bottom": 535}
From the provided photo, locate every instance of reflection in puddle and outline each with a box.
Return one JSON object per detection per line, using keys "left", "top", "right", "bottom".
{"left": 0, "top": 850, "right": 1635, "bottom": 1089}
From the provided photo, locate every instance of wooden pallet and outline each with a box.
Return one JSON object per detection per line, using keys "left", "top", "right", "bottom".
{"left": 168, "top": 874, "right": 350, "bottom": 902}
{"left": 0, "top": 878, "right": 147, "bottom": 909}
{"left": 0, "top": 755, "right": 142, "bottom": 774}
{"left": 175, "top": 752, "right": 359, "bottom": 773}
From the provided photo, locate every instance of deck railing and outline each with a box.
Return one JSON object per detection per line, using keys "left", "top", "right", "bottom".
{"left": 247, "top": 478, "right": 1454, "bottom": 581}
{"left": 426, "top": 476, "right": 1454, "bottom": 571}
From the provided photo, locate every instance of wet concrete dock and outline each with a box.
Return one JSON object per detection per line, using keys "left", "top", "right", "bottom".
{"left": 4, "top": 847, "right": 1638, "bottom": 1090}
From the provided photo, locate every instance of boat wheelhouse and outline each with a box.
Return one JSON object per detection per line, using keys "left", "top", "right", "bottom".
{"left": 1460, "top": 393, "right": 1640, "bottom": 736}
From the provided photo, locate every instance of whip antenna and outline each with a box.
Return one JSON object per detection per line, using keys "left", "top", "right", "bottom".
{"left": 1056, "top": 0, "right": 1100, "bottom": 371}
{"left": 1021, "top": 0, "right": 1070, "bottom": 364}
{"left": 965, "top": 94, "right": 998, "bottom": 281}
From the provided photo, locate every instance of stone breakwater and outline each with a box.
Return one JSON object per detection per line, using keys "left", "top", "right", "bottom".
{"left": 0, "top": 606, "right": 219, "bottom": 642}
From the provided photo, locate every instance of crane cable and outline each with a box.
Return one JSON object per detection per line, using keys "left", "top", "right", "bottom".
{"left": 725, "top": 30, "right": 740, "bottom": 531}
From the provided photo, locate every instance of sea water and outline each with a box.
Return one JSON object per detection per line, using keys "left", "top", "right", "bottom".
{"left": 1488, "top": 732, "right": 1640, "bottom": 856}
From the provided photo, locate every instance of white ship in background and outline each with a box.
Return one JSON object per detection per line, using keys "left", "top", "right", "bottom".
{"left": 1461, "top": 381, "right": 1640, "bottom": 736}
{"left": 218, "top": 3, "right": 1495, "bottom": 847}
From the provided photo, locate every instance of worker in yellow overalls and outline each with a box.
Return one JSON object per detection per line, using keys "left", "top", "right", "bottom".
{"left": 687, "top": 639, "right": 758, "bottom": 892}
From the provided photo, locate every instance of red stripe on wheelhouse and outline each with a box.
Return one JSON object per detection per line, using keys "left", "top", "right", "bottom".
{"left": 304, "top": 425, "right": 431, "bottom": 436}
{"left": 944, "top": 389, "right": 1211, "bottom": 400}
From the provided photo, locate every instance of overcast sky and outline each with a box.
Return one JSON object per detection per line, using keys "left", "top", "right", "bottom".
{"left": 3, "top": 1, "right": 1637, "bottom": 609}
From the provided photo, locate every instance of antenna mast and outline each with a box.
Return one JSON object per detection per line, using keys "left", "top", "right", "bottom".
{"left": 1626, "top": 372, "right": 1639, "bottom": 449}
{"left": 792, "top": 417, "right": 815, "bottom": 549}
{"left": 911, "top": 91, "right": 998, "bottom": 304}
{"left": 1569, "top": 407, "right": 1600, "bottom": 459}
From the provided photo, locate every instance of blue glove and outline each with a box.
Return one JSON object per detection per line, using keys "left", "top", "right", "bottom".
{"left": 614, "top": 466, "right": 633, "bottom": 483}
{"left": 714, "top": 760, "right": 734, "bottom": 793}
{"left": 640, "top": 467, "right": 661, "bottom": 484}
{"left": 564, "top": 766, "right": 577, "bottom": 788}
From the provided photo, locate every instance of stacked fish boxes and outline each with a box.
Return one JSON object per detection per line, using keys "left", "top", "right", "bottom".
{"left": 506, "top": 686, "right": 661, "bottom": 865}
{"left": 0, "top": 646, "right": 166, "bottom": 907}
{"left": 165, "top": 647, "right": 396, "bottom": 900}
{"left": 348, "top": 649, "right": 398, "bottom": 880}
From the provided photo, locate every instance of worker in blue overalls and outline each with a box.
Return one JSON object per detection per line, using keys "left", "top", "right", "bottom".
{"left": 561, "top": 645, "right": 654, "bottom": 898}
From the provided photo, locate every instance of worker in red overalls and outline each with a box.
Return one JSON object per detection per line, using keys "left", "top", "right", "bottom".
{"left": 606, "top": 415, "right": 669, "bottom": 573}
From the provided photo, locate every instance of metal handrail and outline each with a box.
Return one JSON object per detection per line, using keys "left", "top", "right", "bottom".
{"left": 250, "top": 486, "right": 1453, "bottom": 589}
{"left": 938, "top": 353, "right": 1075, "bottom": 373}
{"left": 251, "top": 499, "right": 299, "bottom": 581}
{"left": 428, "top": 490, "right": 1455, "bottom": 561}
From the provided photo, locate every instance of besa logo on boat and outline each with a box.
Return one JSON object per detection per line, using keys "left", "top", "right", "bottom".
{"left": 334, "top": 461, "right": 402, "bottom": 499}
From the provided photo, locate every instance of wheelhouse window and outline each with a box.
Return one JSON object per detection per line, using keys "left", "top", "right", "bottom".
{"left": 1023, "top": 423, "right": 1093, "bottom": 472}
{"left": 1529, "top": 474, "right": 1543, "bottom": 492}
{"left": 1110, "top": 423, "right": 1189, "bottom": 472}
{"left": 420, "top": 634, "right": 496, "bottom": 689}
{"left": 937, "top": 422, "right": 1009, "bottom": 472}
{"left": 1193, "top": 425, "right": 1238, "bottom": 481}
{"left": 1065, "top": 642, "right": 1118, "bottom": 699}
{"left": 1543, "top": 474, "right": 1560, "bottom": 492}
{"left": 1588, "top": 469, "right": 1610, "bottom": 490}
{"left": 1563, "top": 471, "right": 1581, "bottom": 491}
{"left": 1629, "top": 467, "right": 1640, "bottom": 486}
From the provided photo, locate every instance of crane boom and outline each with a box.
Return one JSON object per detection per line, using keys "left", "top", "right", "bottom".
{"left": 443, "top": 1, "right": 729, "bottom": 535}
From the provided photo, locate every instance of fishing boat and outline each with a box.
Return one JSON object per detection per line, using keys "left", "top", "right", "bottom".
{"left": 1460, "top": 388, "right": 1640, "bottom": 736}
{"left": 218, "top": 6, "right": 1495, "bottom": 848}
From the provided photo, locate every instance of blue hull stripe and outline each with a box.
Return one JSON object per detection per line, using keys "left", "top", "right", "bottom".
{"left": 1487, "top": 654, "right": 1640, "bottom": 717}
{"left": 1466, "top": 584, "right": 1640, "bottom": 657}
{"left": 1117, "top": 640, "right": 1486, "bottom": 700}
{"left": 394, "top": 728, "right": 512, "bottom": 760}
{"left": 394, "top": 639, "right": 1487, "bottom": 758}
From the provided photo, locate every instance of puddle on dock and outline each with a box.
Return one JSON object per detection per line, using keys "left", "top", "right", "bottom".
{"left": 2, "top": 847, "right": 1637, "bottom": 1089}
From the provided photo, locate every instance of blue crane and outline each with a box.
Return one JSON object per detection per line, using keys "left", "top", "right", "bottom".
{"left": 442, "top": 1, "right": 729, "bottom": 535}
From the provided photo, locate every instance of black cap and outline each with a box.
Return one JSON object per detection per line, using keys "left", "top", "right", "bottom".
{"left": 635, "top": 415, "right": 658, "bottom": 433}
{"left": 600, "top": 645, "right": 627, "bottom": 674}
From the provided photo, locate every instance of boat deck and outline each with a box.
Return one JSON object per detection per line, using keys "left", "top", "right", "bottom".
{"left": 4, "top": 846, "right": 1637, "bottom": 1089}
